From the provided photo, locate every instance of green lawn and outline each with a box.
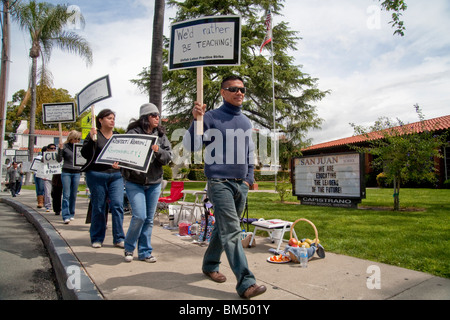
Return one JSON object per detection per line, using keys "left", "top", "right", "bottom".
{"left": 177, "top": 182, "right": 450, "bottom": 279}
{"left": 23, "top": 181, "right": 450, "bottom": 278}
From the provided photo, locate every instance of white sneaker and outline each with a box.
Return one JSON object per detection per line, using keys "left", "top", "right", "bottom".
{"left": 92, "top": 242, "right": 102, "bottom": 248}
{"left": 114, "top": 242, "right": 125, "bottom": 248}
{"left": 142, "top": 255, "right": 157, "bottom": 263}
{"left": 64, "top": 219, "right": 70, "bottom": 224}
{"left": 124, "top": 252, "right": 133, "bottom": 262}
{"left": 70, "top": 217, "right": 74, "bottom": 221}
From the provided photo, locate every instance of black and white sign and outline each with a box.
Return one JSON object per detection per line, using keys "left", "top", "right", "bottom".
{"left": 291, "top": 153, "right": 366, "bottom": 208}
{"left": 169, "top": 15, "right": 241, "bottom": 70}
{"left": 76, "top": 75, "right": 112, "bottom": 115}
{"left": 95, "top": 134, "right": 158, "bottom": 173}
{"left": 42, "top": 102, "right": 76, "bottom": 124}
{"left": 73, "top": 144, "right": 86, "bottom": 167}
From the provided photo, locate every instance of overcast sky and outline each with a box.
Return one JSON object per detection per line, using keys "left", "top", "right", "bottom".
{"left": 6, "top": 0, "right": 450, "bottom": 144}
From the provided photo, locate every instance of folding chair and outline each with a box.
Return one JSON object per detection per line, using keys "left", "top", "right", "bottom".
{"left": 155, "top": 181, "right": 184, "bottom": 225}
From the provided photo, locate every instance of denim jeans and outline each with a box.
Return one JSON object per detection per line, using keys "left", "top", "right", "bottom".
{"left": 86, "top": 170, "right": 125, "bottom": 245}
{"left": 61, "top": 172, "right": 81, "bottom": 221}
{"left": 124, "top": 181, "right": 161, "bottom": 260}
{"left": 34, "top": 175, "right": 44, "bottom": 196}
{"left": 202, "top": 179, "right": 255, "bottom": 296}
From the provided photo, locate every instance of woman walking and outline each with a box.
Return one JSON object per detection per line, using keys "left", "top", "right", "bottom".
{"left": 81, "top": 109, "right": 125, "bottom": 248}
{"left": 57, "top": 131, "right": 82, "bottom": 223}
{"left": 122, "top": 103, "right": 172, "bottom": 262}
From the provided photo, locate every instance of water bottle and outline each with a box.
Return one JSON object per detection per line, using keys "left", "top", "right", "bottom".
{"left": 191, "top": 221, "right": 199, "bottom": 235}
{"left": 299, "top": 245, "right": 308, "bottom": 268}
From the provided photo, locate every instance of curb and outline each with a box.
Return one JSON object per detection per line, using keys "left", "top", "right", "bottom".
{"left": 0, "top": 198, "right": 103, "bottom": 300}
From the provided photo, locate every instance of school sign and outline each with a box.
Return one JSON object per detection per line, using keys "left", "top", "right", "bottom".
{"left": 291, "top": 153, "right": 366, "bottom": 208}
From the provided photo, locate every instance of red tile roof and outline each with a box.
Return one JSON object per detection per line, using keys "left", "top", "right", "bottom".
{"left": 303, "top": 114, "right": 450, "bottom": 152}
{"left": 23, "top": 129, "right": 70, "bottom": 136}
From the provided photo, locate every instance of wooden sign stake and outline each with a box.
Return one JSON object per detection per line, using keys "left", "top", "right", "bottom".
{"left": 91, "top": 104, "right": 97, "bottom": 141}
{"left": 58, "top": 123, "right": 63, "bottom": 143}
{"left": 196, "top": 67, "right": 204, "bottom": 135}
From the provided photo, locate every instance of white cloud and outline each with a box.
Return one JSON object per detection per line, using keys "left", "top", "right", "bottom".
{"left": 281, "top": 0, "right": 450, "bottom": 144}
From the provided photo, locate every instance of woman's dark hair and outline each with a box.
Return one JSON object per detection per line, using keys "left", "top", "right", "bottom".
{"left": 127, "top": 115, "right": 166, "bottom": 137}
{"left": 96, "top": 109, "right": 115, "bottom": 129}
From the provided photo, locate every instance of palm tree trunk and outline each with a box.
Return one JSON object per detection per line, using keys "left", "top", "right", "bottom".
{"left": 28, "top": 56, "right": 37, "bottom": 161}
{"left": 149, "top": 0, "right": 165, "bottom": 114}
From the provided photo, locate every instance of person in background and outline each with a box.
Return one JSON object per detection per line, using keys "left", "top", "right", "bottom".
{"left": 51, "top": 173, "right": 63, "bottom": 216}
{"left": 42, "top": 143, "right": 57, "bottom": 212}
{"left": 6, "top": 161, "right": 23, "bottom": 197}
{"left": 81, "top": 109, "right": 125, "bottom": 249}
{"left": 57, "top": 131, "right": 82, "bottom": 223}
{"left": 121, "top": 103, "right": 172, "bottom": 263}
{"left": 34, "top": 147, "right": 46, "bottom": 208}
{"left": 183, "top": 75, "right": 266, "bottom": 299}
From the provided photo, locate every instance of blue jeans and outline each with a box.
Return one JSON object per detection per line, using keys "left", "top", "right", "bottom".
{"left": 86, "top": 170, "right": 125, "bottom": 245}
{"left": 61, "top": 172, "right": 81, "bottom": 221}
{"left": 34, "top": 175, "right": 44, "bottom": 196}
{"left": 124, "top": 181, "right": 161, "bottom": 260}
{"left": 203, "top": 179, "right": 255, "bottom": 296}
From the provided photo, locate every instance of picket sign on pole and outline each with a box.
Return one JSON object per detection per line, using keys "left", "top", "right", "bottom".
{"left": 91, "top": 104, "right": 97, "bottom": 141}
{"left": 196, "top": 67, "right": 204, "bottom": 135}
{"left": 58, "top": 123, "right": 63, "bottom": 143}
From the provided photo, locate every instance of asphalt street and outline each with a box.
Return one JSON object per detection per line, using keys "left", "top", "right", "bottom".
{"left": 0, "top": 201, "right": 61, "bottom": 300}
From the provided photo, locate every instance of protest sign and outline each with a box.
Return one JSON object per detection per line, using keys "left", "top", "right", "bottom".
{"left": 42, "top": 102, "right": 76, "bottom": 124}
{"left": 73, "top": 144, "right": 86, "bottom": 167}
{"left": 169, "top": 15, "right": 241, "bottom": 135}
{"left": 169, "top": 15, "right": 241, "bottom": 70}
{"left": 76, "top": 75, "right": 112, "bottom": 116}
{"left": 30, "top": 156, "right": 62, "bottom": 177}
{"left": 95, "top": 134, "right": 158, "bottom": 173}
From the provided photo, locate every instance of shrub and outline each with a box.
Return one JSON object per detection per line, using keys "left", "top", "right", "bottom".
{"left": 163, "top": 166, "right": 172, "bottom": 180}
{"left": 376, "top": 172, "right": 388, "bottom": 188}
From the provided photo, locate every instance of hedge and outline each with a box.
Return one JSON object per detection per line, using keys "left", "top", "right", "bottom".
{"left": 187, "top": 169, "right": 291, "bottom": 182}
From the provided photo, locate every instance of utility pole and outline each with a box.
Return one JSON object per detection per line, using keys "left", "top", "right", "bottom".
{"left": 0, "top": 0, "right": 11, "bottom": 183}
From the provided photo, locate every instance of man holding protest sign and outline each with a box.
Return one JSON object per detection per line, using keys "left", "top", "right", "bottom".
{"left": 183, "top": 75, "right": 266, "bottom": 299}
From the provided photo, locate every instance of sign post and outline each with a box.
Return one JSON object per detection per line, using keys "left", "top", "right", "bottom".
{"left": 196, "top": 66, "right": 204, "bottom": 135}
{"left": 169, "top": 15, "right": 241, "bottom": 135}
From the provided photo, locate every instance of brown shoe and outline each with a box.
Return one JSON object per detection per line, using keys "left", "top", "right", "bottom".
{"left": 240, "top": 284, "right": 267, "bottom": 299}
{"left": 203, "top": 271, "right": 227, "bottom": 283}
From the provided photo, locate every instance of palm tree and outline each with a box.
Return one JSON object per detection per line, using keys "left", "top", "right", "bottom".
{"left": 11, "top": 0, "right": 93, "bottom": 162}
{"left": 149, "top": 0, "right": 165, "bottom": 114}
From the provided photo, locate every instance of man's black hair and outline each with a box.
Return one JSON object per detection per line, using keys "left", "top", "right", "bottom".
{"left": 221, "top": 75, "right": 244, "bottom": 88}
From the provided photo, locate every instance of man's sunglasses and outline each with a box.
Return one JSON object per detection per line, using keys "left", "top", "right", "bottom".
{"left": 149, "top": 113, "right": 160, "bottom": 118}
{"left": 223, "top": 87, "right": 247, "bottom": 94}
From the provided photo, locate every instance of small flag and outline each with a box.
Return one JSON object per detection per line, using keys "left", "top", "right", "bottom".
{"left": 260, "top": 10, "right": 272, "bottom": 53}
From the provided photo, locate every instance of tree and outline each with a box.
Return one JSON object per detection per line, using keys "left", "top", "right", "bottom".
{"left": 149, "top": 0, "right": 165, "bottom": 113}
{"left": 350, "top": 106, "right": 448, "bottom": 210}
{"left": 11, "top": 0, "right": 92, "bottom": 161}
{"left": 132, "top": 0, "right": 328, "bottom": 167}
{"left": 379, "top": 0, "right": 408, "bottom": 36}
{"left": 5, "top": 86, "right": 79, "bottom": 147}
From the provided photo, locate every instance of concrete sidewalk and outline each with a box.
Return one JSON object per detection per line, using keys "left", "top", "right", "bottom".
{"left": 1, "top": 189, "right": 449, "bottom": 301}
